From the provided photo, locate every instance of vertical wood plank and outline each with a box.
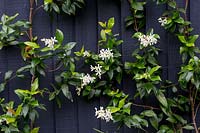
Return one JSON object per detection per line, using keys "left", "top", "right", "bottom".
{"left": 121, "top": 0, "right": 139, "bottom": 132}
{"left": 75, "top": 0, "right": 100, "bottom": 132}
{"left": 145, "top": 2, "right": 168, "bottom": 132}
{"left": 97, "top": 0, "right": 123, "bottom": 132}
{"left": 0, "top": 0, "right": 9, "bottom": 103}
{"left": 32, "top": 0, "right": 55, "bottom": 132}
{"left": 55, "top": 15, "right": 78, "bottom": 133}
{"left": 5, "top": 0, "right": 30, "bottom": 103}
{"left": 190, "top": 0, "right": 200, "bottom": 129}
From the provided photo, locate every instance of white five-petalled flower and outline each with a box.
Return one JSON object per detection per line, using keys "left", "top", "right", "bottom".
{"left": 95, "top": 107, "right": 113, "bottom": 122}
{"left": 83, "top": 50, "right": 90, "bottom": 57}
{"left": 41, "top": 37, "right": 58, "bottom": 49}
{"left": 80, "top": 74, "right": 96, "bottom": 88}
{"left": 90, "top": 64, "right": 103, "bottom": 79}
{"left": 138, "top": 33, "right": 158, "bottom": 47}
{"left": 99, "top": 48, "right": 114, "bottom": 60}
{"left": 158, "top": 17, "right": 168, "bottom": 26}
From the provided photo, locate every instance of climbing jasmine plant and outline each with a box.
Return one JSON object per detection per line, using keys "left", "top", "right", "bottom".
{"left": 0, "top": 0, "right": 200, "bottom": 133}
{"left": 43, "top": 0, "right": 85, "bottom": 15}
{"left": 74, "top": 17, "right": 123, "bottom": 99}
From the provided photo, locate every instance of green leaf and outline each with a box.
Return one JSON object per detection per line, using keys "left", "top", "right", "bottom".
{"left": 178, "top": 35, "right": 187, "bottom": 44}
{"left": 131, "top": 1, "right": 144, "bottom": 11}
{"left": 100, "top": 30, "right": 106, "bottom": 40}
{"left": 4, "top": 70, "right": 13, "bottom": 80}
{"left": 24, "top": 42, "right": 40, "bottom": 49}
{"left": 15, "top": 104, "right": 22, "bottom": 116}
{"left": 0, "top": 83, "right": 6, "bottom": 93}
{"left": 52, "top": 3, "right": 60, "bottom": 13}
{"left": 56, "top": 29, "right": 64, "bottom": 44}
{"left": 186, "top": 72, "right": 193, "bottom": 82}
{"left": 118, "top": 97, "right": 126, "bottom": 108}
{"left": 44, "top": 0, "right": 53, "bottom": 4}
{"left": 22, "top": 105, "right": 29, "bottom": 117}
{"left": 150, "top": 117, "right": 158, "bottom": 130}
{"left": 186, "top": 43, "right": 194, "bottom": 47}
{"left": 31, "top": 127, "right": 40, "bottom": 133}
{"left": 182, "top": 125, "right": 194, "bottom": 130}
{"left": 107, "top": 17, "right": 115, "bottom": 29}
{"left": 151, "top": 75, "right": 161, "bottom": 81}
{"left": 189, "top": 35, "right": 199, "bottom": 43}
{"left": 149, "top": 66, "right": 160, "bottom": 75}
{"left": 141, "top": 110, "right": 156, "bottom": 117}
{"left": 61, "top": 84, "right": 73, "bottom": 102}
{"left": 98, "top": 22, "right": 106, "bottom": 28}
{"left": 69, "top": 62, "right": 75, "bottom": 72}
{"left": 156, "top": 92, "right": 168, "bottom": 108}
{"left": 107, "top": 107, "right": 120, "bottom": 113}
{"left": 31, "top": 78, "right": 39, "bottom": 91}
{"left": 168, "top": 1, "right": 176, "bottom": 8}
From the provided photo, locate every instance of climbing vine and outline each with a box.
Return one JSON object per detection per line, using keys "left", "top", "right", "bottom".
{"left": 0, "top": 0, "right": 199, "bottom": 133}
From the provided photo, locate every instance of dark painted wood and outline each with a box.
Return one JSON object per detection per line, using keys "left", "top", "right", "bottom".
{"left": 0, "top": 0, "right": 200, "bottom": 133}
{"left": 97, "top": 0, "right": 124, "bottom": 133}
{"left": 32, "top": 0, "right": 56, "bottom": 132}
{"left": 120, "top": 0, "right": 140, "bottom": 132}
{"left": 75, "top": 0, "right": 100, "bottom": 133}
{"left": 190, "top": 0, "right": 200, "bottom": 131}
{"left": 55, "top": 9, "right": 78, "bottom": 133}
{"left": 0, "top": 0, "right": 9, "bottom": 103}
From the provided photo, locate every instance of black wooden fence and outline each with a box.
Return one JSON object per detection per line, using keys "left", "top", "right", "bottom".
{"left": 0, "top": 0, "right": 200, "bottom": 133}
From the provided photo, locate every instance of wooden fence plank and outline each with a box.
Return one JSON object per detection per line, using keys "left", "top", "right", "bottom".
{"left": 0, "top": 1, "right": 200, "bottom": 133}
{"left": 0, "top": 0, "right": 9, "bottom": 103}
{"left": 190, "top": 0, "right": 200, "bottom": 131}
{"left": 28, "top": 1, "right": 56, "bottom": 132}
{"left": 55, "top": 13, "right": 78, "bottom": 133}
{"left": 5, "top": 0, "right": 29, "bottom": 103}
{"left": 120, "top": 0, "right": 139, "bottom": 132}
{"left": 97, "top": 0, "right": 124, "bottom": 132}
{"left": 75, "top": 0, "right": 100, "bottom": 132}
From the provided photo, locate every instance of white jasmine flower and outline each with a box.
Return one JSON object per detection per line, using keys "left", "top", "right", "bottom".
{"left": 95, "top": 107, "right": 113, "bottom": 122}
{"left": 80, "top": 74, "right": 96, "bottom": 88}
{"left": 138, "top": 33, "right": 158, "bottom": 47}
{"left": 90, "top": 64, "right": 103, "bottom": 79}
{"left": 83, "top": 51, "right": 90, "bottom": 57}
{"left": 104, "top": 108, "right": 113, "bottom": 122}
{"left": 99, "top": 48, "right": 114, "bottom": 60}
{"left": 41, "top": 37, "right": 58, "bottom": 49}
{"left": 158, "top": 17, "right": 168, "bottom": 26}
{"left": 76, "top": 87, "right": 81, "bottom": 96}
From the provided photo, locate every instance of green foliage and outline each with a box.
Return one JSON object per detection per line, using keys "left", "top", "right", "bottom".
{"left": 0, "top": 14, "right": 30, "bottom": 49}
{"left": 0, "top": 71, "right": 13, "bottom": 93}
{"left": 125, "top": 0, "right": 146, "bottom": 31}
{"left": 0, "top": 78, "right": 44, "bottom": 133}
{"left": 43, "top": 0, "right": 85, "bottom": 15}
{"left": 0, "top": 0, "right": 200, "bottom": 132}
{"left": 74, "top": 17, "right": 123, "bottom": 99}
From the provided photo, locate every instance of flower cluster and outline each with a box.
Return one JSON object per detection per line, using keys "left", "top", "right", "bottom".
{"left": 158, "top": 17, "right": 168, "bottom": 26}
{"left": 95, "top": 107, "right": 113, "bottom": 122}
{"left": 41, "top": 37, "right": 58, "bottom": 49}
{"left": 138, "top": 33, "right": 158, "bottom": 47}
{"left": 80, "top": 74, "right": 96, "bottom": 88}
{"left": 99, "top": 48, "right": 114, "bottom": 60}
{"left": 90, "top": 64, "right": 103, "bottom": 79}
{"left": 76, "top": 74, "right": 96, "bottom": 95}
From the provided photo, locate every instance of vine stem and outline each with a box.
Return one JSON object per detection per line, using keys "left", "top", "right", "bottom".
{"left": 127, "top": 0, "right": 139, "bottom": 32}
{"left": 33, "top": 4, "right": 44, "bottom": 16}
{"left": 29, "top": 0, "right": 34, "bottom": 40}
{"left": 132, "top": 103, "right": 160, "bottom": 110}
{"left": 29, "top": 0, "right": 35, "bottom": 130}
{"left": 189, "top": 85, "right": 199, "bottom": 133}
